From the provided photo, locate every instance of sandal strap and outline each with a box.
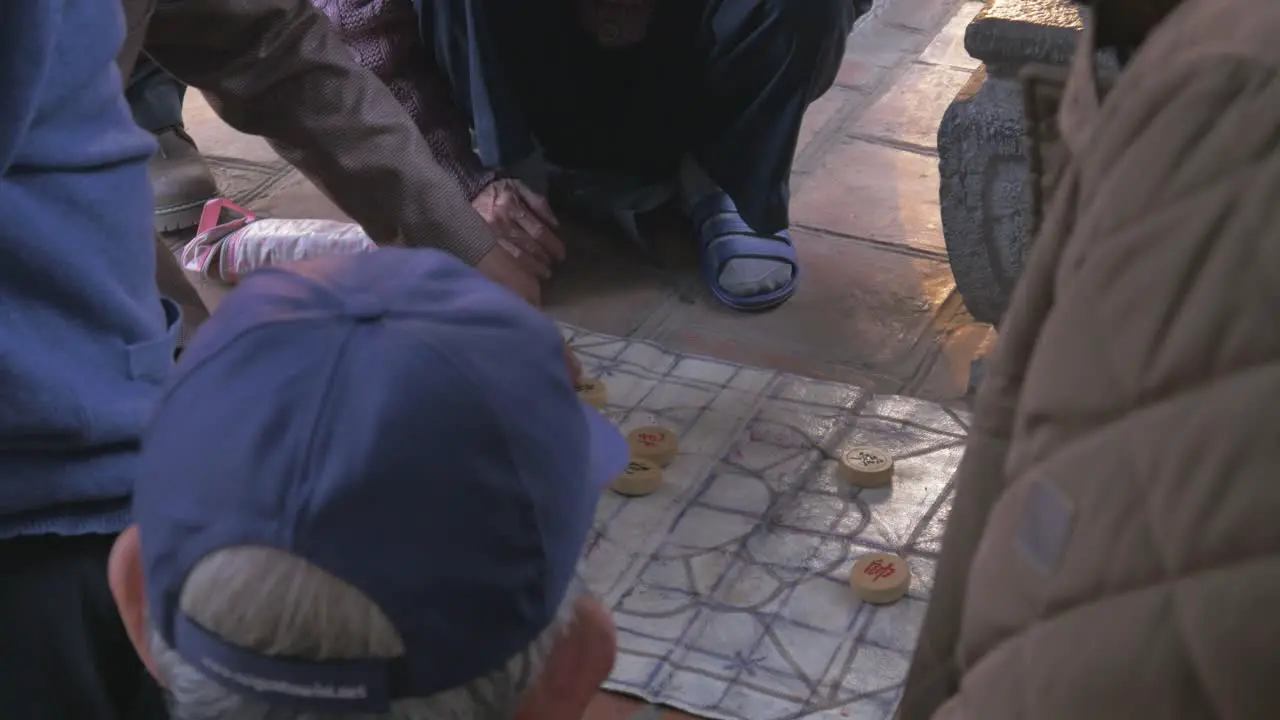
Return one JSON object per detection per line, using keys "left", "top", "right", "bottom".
{"left": 703, "top": 231, "right": 798, "bottom": 274}
{"left": 699, "top": 211, "right": 755, "bottom": 240}
{"left": 688, "top": 192, "right": 739, "bottom": 227}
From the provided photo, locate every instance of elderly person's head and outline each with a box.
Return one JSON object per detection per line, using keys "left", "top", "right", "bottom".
{"left": 107, "top": 249, "right": 630, "bottom": 719}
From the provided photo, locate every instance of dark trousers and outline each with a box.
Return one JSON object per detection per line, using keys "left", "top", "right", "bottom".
{"left": 0, "top": 534, "right": 169, "bottom": 720}
{"left": 413, "top": 0, "right": 857, "bottom": 235}
{"left": 126, "top": 53, "right": 186, "bottom": 134}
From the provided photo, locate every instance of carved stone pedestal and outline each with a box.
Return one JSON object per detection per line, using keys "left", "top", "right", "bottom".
{"left": 936, "top": 0, "right": 1082, "bottom": 325}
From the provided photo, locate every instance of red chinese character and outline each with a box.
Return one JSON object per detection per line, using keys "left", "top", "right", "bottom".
{"left": 638, "top": 433, "right": 660, "bottom": 446}
{"left": 864, "top": 559, "right": 896, "bottom": 581}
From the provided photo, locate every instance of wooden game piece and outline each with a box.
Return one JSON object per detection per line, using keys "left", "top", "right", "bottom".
{"left": 838, "top": 446, "right": 894, "bottom": 488}
{"left": 609, "top": 458, "right": 662, "bottom": 497}
{"left": 575, "top": 378, "right": 608, "bottom": 409}
{"left": 626, "top": 426, "right": 679, "bottom": 467}
{"left": 848, "top": 552, "right": 910, "bottom": 604}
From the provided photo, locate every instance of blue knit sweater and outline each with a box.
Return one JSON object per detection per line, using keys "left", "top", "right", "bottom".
{"left": 0, "top": 0, "right": 178, "bottom": 538}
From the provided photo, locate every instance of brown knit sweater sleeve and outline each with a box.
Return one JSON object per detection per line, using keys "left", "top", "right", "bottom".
{"left": 145, "top": 0, "right": 497, "bottom": 265}
{"left": 313, "top": 0, "right": 496, "bottom": 200}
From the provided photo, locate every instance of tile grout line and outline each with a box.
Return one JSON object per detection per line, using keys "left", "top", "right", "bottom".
{"left": 791, "top": 225, "right": 951, "bottom": 262}
{"left": 793, "top": 0, "right": 970, "bottom": 180}
{"left": 842, "top": 133, "right": 940, "bottom": 158}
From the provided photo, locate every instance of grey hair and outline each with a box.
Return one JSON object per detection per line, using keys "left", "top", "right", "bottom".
{"left": 149, "top": 546, "right": 585, "bottom": 720}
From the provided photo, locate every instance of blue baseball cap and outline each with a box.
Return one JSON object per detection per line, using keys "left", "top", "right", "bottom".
{"left": 133, "top": 249, "right": 628, "bottom": 713}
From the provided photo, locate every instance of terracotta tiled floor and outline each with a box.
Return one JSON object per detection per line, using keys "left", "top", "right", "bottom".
{"left": 176, "top": 0, "right": 989, "bottom": 716}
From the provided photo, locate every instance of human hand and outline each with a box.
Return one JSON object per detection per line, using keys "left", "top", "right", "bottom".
{"left": 471, "top": 178, "right": 566, "bottom": 281}
{"left": 475, "top": 247, "right": 579, "bottom": 381}
{"left": 476, "top": 245, "right": 542, "bottom": 306}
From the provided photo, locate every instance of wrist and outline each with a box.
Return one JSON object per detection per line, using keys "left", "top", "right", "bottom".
{"left": 463, "top": 168, "right": 501, "bottom": 203}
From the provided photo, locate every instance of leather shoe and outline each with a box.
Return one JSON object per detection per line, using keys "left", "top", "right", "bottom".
{"left": 149, "top": 126, "right": 219, "bottom": 233}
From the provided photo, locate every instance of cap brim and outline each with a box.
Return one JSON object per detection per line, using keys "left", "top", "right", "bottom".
{"left": 581, "top": 403, "right": 630, "bottom": 490}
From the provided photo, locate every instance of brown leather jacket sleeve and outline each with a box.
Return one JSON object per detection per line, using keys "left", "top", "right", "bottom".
{"left": 143, "top": 0, "right": 497, "bottom": 265}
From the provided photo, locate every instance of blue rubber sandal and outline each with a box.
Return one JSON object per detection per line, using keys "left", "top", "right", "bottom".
{"left": 689, "top": 193, "right": 800, "bottom": 311}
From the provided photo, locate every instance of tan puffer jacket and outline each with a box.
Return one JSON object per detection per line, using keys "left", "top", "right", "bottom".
{"left": 897, "top": 2, "right": 1280, "bottom": 718}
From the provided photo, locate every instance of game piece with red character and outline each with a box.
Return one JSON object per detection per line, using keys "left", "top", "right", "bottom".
{"left": 626, "top": 425, "right": 678, "bottom": 467}
{"left": 848, "top": 552, "right": 910, "bottom": 604}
